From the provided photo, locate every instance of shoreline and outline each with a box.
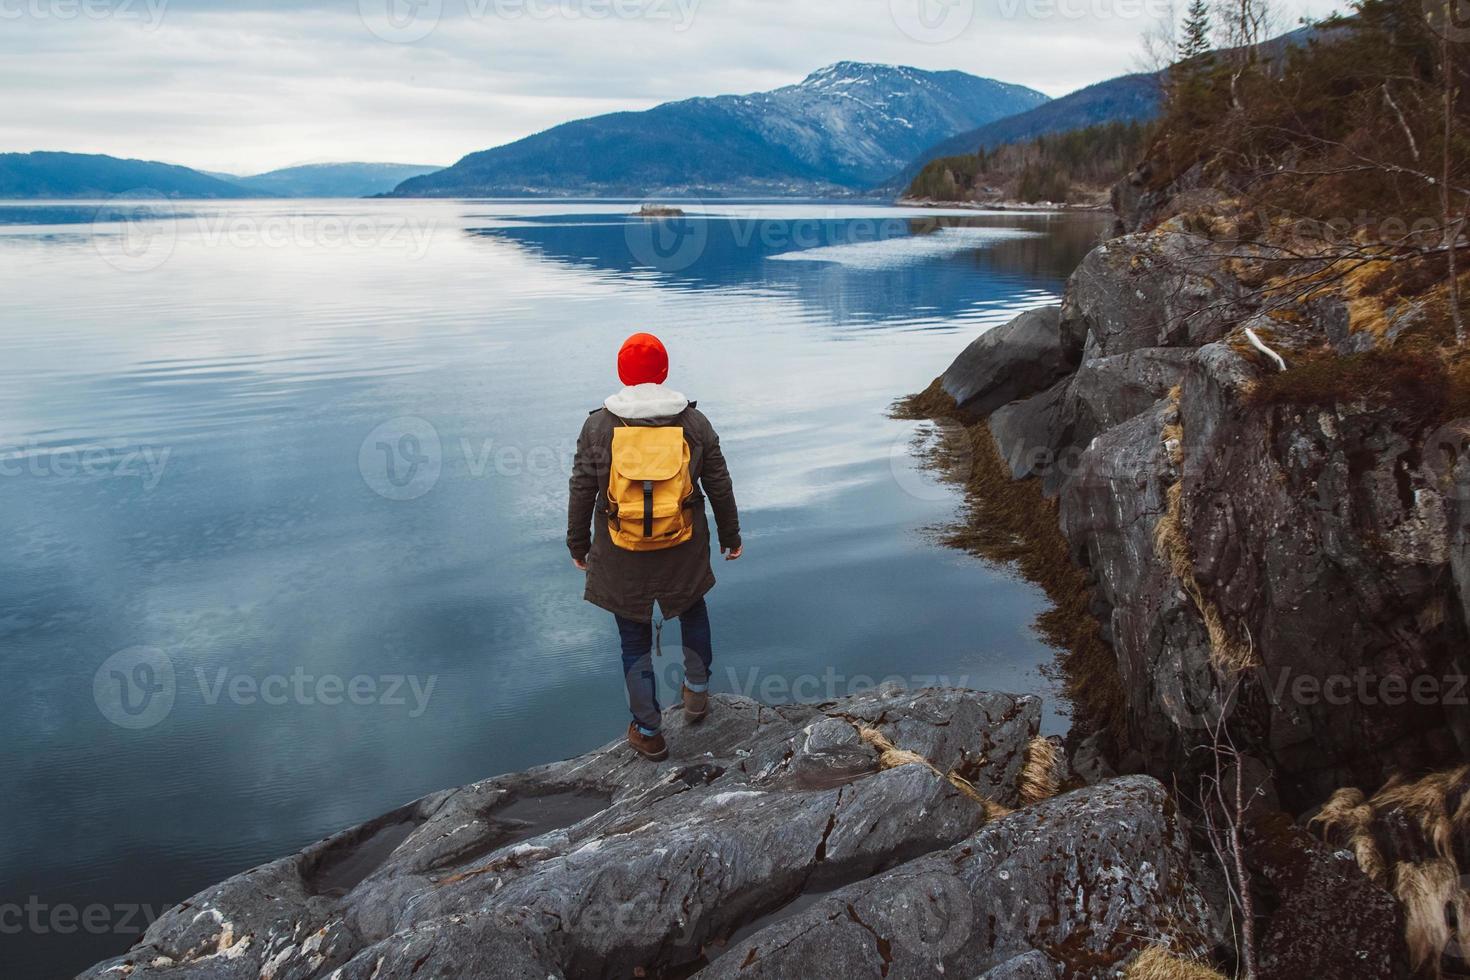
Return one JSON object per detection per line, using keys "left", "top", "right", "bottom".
{"left": 895, "top": 195, "right": 1110, "bottom": 213}
{"left": 890, "top": 381, "right": 1124, "bottom": 749}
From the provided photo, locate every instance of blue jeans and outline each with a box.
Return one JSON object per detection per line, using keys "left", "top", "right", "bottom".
{"left": 616, "top": 597, "right": 713, "bottom": 733}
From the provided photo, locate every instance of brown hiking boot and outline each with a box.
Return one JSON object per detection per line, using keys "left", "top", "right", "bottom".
{"left": 626, "top": 722, "right": 668, "bottom": 761}
{"left": 682, "top": 685, "right": 709, "bottom": 723}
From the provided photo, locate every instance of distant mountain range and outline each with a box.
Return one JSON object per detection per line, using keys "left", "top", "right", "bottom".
{"left": 0, "top": 152, "right": 264, "bottom": 199}
{"left": 388, "top": 62, "right": 1049, "bottom": 198}
{"left": 0, "top": 153, "right": 443, "bottom": 199}
{"left": 2, "top": 60, "right": 1185, "bottom": 202}
{"left": 229, "top": 162, "right": 443, "bottom": 198}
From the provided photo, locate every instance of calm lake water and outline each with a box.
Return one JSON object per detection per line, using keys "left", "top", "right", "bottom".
{"left": 0, "top": 200, "right": 1106, "bottom": 977}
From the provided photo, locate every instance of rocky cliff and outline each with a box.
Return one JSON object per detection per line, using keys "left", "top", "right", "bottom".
{"left": 906, "top": 159, "right": 1470, "bottom": 973}
{"left": 78, "top": 687, "right": 1232, "bottom": 979}
{"left": 933, "top": 186, "right": 1470, "bottom": 811}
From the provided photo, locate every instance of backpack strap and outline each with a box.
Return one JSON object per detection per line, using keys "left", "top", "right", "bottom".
{"left": 642, "top": 480, "right": 654, "bottom": 537}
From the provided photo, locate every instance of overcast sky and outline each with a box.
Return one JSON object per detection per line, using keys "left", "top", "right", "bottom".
{"left": 0, "top": 0, "right": 1345, "bottom": 175}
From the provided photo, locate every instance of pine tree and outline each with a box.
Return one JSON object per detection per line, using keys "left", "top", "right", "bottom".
{"left": 1178, "top": 0, "right": 1212, "bottom": 60}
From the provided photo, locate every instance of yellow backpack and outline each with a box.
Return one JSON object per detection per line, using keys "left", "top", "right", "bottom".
{"left": 606, "top": 420, "right": 696, "bottom": 551}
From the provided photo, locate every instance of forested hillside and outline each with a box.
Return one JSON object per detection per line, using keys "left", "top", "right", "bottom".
{"left": 905, "top": 120, "right": 1150, "bottom": 204}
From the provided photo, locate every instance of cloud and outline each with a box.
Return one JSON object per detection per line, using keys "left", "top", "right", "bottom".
{"left": 0, "top": 0, "right": 1346, "bottom": 174}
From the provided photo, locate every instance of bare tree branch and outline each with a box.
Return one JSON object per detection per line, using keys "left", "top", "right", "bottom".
{"left": 1382, "top": 84, "right": 1422, "bottom": 162}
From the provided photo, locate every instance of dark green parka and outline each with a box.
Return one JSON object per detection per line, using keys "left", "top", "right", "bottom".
{"left": 567, "top": 385, "right": 741, "bottom": 622}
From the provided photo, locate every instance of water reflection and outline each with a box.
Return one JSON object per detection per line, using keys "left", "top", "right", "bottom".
{"left": 470, "top": 210, "right": 1106, "bottom": 330}
{"left": 0, "top": 200, "right": 1097, "bottom": 978}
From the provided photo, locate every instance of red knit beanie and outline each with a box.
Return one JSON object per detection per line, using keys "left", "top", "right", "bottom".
{"left": 617, "top": 332, "right": 669, "bottom": 386}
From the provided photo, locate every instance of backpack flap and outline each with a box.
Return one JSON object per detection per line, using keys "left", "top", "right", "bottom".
{"left": 611, "top": 426, "right": 685, "bottom": 481}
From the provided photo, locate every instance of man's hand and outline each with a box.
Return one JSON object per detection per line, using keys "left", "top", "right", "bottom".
{"left": 572, "top": 557, "right": 588, "bottom": 571}
{"left": 722, "top": 545, "right": 743, "bottom": 561}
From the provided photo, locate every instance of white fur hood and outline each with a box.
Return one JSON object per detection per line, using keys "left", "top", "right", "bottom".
{"left": 604, "top": 383, "right": 690, "bottom": 420}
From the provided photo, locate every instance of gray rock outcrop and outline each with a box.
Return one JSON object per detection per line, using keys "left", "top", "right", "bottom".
{"left": 698, "top": 776, "right": 1216, "bottom": 979}
{"left": 1060, "top": 231, "right": 1246, "bottom": 360}
{"left": 932, "top": 206, "right": 1470, "bottom": 810}
{"left": 940, "top": 306, "right": 1079, "bottom": 416}
{"left": 83, "top": 688, "right": 1219, "bottom": 980}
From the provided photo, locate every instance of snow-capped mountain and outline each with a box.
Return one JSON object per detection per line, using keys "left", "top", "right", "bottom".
{"left": 390, "top": 63, "right": 1048, "bottom": 198}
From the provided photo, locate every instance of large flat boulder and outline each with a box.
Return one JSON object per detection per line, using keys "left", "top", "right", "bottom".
{"left": 693, "top": 776, "right": 1218, "bottom": 979}
{"left": 78, "top": 687, "right": 1043, "bottom": 980}
{"left": 989, "top": 377, "right": 1070, "bottom": 485}
{"left": 940, "top": 306, "right": 1080, "bottom": 417}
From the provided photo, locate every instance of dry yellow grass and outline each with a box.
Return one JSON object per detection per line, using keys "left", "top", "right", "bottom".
{"left": 1019, "top": 736, "right": 1061, "bottom": 806}
{"left": 856, "top": 725, "right": 1012, "bottom": 821}
{"left": 1151, "top": 425, "right": 1259, "bottom": 673}
{"left": 1308, "top": 787, "right": 1386, "bottom": 885}
{"left": 1372, "top": 764, "right": 1470, "bottom": 862}
{"left": 1123, "top": 945, "right": 1228, "bottom": 980}
{"left": 1314, "top": 766, "right": 1470, "bottom": 975}
{"left": 1393, "top": 858, "right": 1468, "bottom": 972}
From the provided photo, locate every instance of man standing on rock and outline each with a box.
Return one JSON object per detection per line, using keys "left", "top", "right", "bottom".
{"left": 568, "top": 332, "right": 742, "bottom": 761}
